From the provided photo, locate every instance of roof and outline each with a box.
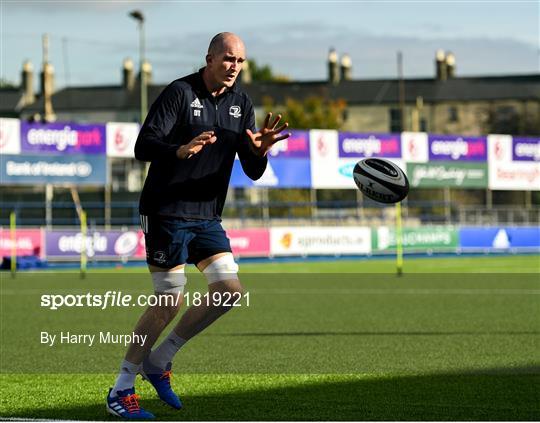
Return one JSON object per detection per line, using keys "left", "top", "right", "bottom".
{"left": 244, "top": 74, "right": 540, "bottom": 105}
{"left": 20, "top": 73, "right": 540, "bottom": 114}
{"left": 0, "top": 88, "right": 25, "bottom": 115}
{"left": 22, "top": 85, "right": 166, "bottom": 113}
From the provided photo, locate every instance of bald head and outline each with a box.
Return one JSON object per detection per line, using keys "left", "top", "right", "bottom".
{"left": 208, "top": 32, "right": 244, "bottom": 56}
{"left": 203, "top": 32, "right": 246, "bottom": 94}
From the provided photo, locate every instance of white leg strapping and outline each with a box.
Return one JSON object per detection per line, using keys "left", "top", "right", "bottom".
{"left": 151, "top": 268, "right": 187, "bottom": 294}
{"left": 202, "top": 254, "right": 239, "bottom": 284}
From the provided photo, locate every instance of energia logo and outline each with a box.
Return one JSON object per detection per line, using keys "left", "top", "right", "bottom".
{"left": 26, "top": 126, "right": 102, "bottom": 152}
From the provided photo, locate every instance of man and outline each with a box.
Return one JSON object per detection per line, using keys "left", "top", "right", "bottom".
{"left": 106, "top": 32, "right": 290, "bottom": 419}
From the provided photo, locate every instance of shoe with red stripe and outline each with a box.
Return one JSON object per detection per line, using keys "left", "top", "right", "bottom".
{"left": 106, "top": 387, "right": 155, "bottom": 419}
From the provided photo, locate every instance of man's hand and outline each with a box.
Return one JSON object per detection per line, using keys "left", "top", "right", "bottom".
{"left": 246, "top": 113, "right": 290, "bottom": 157}
{"left": 176, "top": 131, "right": 217, "bottom": 159}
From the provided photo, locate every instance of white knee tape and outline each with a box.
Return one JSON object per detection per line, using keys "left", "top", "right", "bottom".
{"left": 203, "top": 254, "right": 239, "bottom": 284}
{"left": 151, "top": 268, "right": 187, "bottom": 294}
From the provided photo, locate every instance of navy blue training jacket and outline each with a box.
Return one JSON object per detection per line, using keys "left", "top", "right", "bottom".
{"left": 134, "top": 68, "right": 267, "bottom": 219}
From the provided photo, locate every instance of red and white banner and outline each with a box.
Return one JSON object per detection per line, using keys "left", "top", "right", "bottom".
{"left": 488, "top": 134, "right": 540, "bottom": 190}
{"left": 309, "top": 129, "right": 352, "bottom": 189}
{"left": 401, "top": 131, "right": 428, "bottom": 163}
{"left": 309, "top": 129, "right": 405, "bottom": 189}
{"left": 0, "top": 228, "right": 43, "bottom": 258}
{"left": 0, "top": 118, "right": 21, "bottom": 155}
{"left": 227, "top": 228, "right": 270, "bottom": 257}
{"left": 106, "top": 122, "right": 139, "bottom": 158}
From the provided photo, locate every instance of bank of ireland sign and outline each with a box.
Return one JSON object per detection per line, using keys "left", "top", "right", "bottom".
{"left": 231, "top": 130, "right": 311, "bottom": 188}
{"left": 0, "top": 154, "right": 107, "bottom": 185}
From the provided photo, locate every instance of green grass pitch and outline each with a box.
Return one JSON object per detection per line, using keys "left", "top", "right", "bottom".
{"left": 1, "top": 255, "right": 539, "bottom": 420}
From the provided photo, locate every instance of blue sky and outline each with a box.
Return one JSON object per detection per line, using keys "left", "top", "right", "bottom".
{"left": 2, "top": 0, "right": 539, "bottom": 88}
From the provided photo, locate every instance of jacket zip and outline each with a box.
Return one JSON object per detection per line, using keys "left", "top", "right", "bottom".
{"left": 214, "top": 90, "right": 230, "bottom": 127}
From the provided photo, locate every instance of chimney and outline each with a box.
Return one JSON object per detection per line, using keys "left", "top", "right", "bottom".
{"left": 139, "top": 60, "right": 152, "bottom": 85}
{"left": 122, "top": 58, "right": 135, "bottom": 90}
{"left": 446, "top": 52, "right": 456, "bottom": 78}
{"left": 340, "top": 53, "right": 352, "bottom": 81}
{"left": 328, "top": 48, "right": 339, "bottom": 85}
{"left": 41, "top": 34, "right": 56, "bottom": 122}
{"left": 435, "top": 49, "right": 447, "bottom": 81}
{"left": 21, "top": 60, "right": 35, "bottom": 105}
{"left": 240, "top": 59, "right": 252, "bottom": 84}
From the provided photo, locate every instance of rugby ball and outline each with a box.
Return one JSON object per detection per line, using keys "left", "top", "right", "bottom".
{"left": 353, "top": 158, "right": 409, "bottom": 203}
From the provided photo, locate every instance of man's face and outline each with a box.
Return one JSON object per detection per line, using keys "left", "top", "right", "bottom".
{"left": 207, "top": 37, "right": 246, "bottom": 88}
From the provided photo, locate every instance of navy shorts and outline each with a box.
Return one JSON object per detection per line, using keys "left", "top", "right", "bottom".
{"left": 140, "top": 215, "right": 232, "bottom": 268}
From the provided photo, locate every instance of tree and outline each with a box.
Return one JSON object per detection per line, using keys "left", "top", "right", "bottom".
{"left": 247, "top": 59, "right": 289, "bottom": 82}
{"left": 484, "top": 105, "right": 540, "bottom": 136}
{"left": 0, "top": 78, "right": 17, "bottom": 89}
{"left": 268, "top": 188, "right": 312, "bottom": 218}
{"left": 262, "top": 95, "right": 347, "bottom": 130}
{"left": 260, "top": 96, "right": 347, "bottom": 217}
{"left": 249, "top": 67, "right": 347, "bottom": 219}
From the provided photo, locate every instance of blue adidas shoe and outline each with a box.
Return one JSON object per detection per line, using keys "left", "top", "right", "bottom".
{"left": 106, "top": 387, "right": 155, "bottom": 419}
{"left": 141, "top": 357, "right": 183, "bottom": 410}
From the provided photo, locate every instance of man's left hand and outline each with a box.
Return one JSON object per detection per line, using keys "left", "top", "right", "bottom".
{"left": 246, "top": 113, "right": 290, "bottom": 157}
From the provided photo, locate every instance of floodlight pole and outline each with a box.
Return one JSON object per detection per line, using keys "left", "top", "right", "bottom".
{"left": 395, "top": 202, "right": 404, "bottom": 277}
{"left": 397, "top": 51, "right": 406, "bottom": 131}
{"left": 129, "top": 10, "right": 147, "bottom": 123}
{"left": 10, "top": 211, "right": 16, "bottom": 279}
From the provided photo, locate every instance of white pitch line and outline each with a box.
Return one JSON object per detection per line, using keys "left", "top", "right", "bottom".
{"left": 249, "top": 288, "right": 540, "bottom": 295}
{"left": 1, "top": 288, "right": 539, "bottom": 296}
{"left": 0, "top": 417, "right": 79, "bottom": 422}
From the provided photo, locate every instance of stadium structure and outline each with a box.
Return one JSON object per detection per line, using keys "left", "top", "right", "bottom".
{"left": 0, "top": 50, "right": 539, "bottom": 263}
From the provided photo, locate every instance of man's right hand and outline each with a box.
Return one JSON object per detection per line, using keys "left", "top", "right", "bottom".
{"left": 176, "top": 131, "right": 217, "bottom": 159}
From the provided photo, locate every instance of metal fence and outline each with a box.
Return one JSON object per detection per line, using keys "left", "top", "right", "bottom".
{"left": 2, "top": 200, "right": 539, "bottom": 228}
